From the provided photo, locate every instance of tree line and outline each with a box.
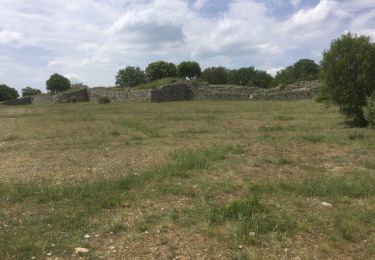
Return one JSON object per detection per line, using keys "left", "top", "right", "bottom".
{"left": 115, "top": 59, "right": 320, "bottom": 89}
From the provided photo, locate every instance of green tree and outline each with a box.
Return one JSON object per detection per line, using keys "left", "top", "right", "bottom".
{"left": 249, "top": 70, "right": 273, "bottom": 88}
{"left": 145, "top": 61, "right": 177, "bottom": 81}
{"left": 177, "top": 61, "right": 201, "bottom": 80}
{"left": 200, "top": 67, "right": 229, "bottom": 84}
{"left": 321, "top": 32, "right": 375, "bottom": 125}
{"left": 293, "top": 59, "right": 320, "bottom": 81}
{"left": 115, "top": 66, "right": 146, "bottom": 87}
{"left": 21, "top": 87, "right": 42, "bottom": 97}
{"left": 46, "top": 73, "right": 71, "bottom": 94}
{"left": 274, "top": 59, "right": 320, "bottom": 85}
{"left": 229, "top": 67, "right": 256, "bottom": 86}
{"left": 0, "top": 84, "right": 19, "bottom": 101}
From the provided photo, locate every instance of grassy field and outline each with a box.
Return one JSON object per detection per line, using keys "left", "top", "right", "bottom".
{"left": 0, "top": 100, "right": 374, "bottom": 259}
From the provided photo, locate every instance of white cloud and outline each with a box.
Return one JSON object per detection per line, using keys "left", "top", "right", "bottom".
{"left": 0, "top": 0, "right": 374, "bottom": 92}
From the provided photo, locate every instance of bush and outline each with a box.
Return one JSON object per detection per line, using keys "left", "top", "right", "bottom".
{"left": 321, "top": 32, "right": 375, "bottom": 125}
{"left": 363, "top": 96, "right": 375, "bottom": 128}
{"left": 46, "top": 73, "right": 71, "bottom": 94}
{"left": 97, "top": 96, "right": 111, "bottom": 104}
{"left": 177, "top": 61, "right": 201, "bottom": 80}
{"left": 0, "top": 84, "right": 19, "bottom": 101}
{"left": 115, "top": 66, "right": 146, "bottom": 88}
{"left": 145, "top": 61, "right": 177, "bottom": 81}
{"left": 21, "top": 87, "right": 41, "bottom": 97}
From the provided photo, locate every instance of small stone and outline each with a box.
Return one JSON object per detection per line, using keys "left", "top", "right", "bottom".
{"left": 94, "top": 234, "right": 100, "bottom": 238}
{"left": 109, "top": 246, "right": 116, "bottom": 250}
{"left": 47, "top": 252, "right": 52, "bottom": 256}
{"left": 75, "top": 247, "right": 89, "bottom": 255}
{"left": 249, "top": 232, "right": 255, "bottom": 236}
{"left": 238, "top": 245, "right": 243, "bottom": 249}
{"left": 84, "top": 234, "right": 91, "bottom": 239}
{"left": 321, "top": 202, "right": 333, "bottom": 208}
{"left": 144, "top": 231, "right": 149, "bottom": 234}
{"left": 31, "top": 257, "right": 36, "bottom": 260}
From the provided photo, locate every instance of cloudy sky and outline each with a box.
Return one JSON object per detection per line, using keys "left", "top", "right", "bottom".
{"left": 1, "top": 0, "right": 375, "bottom": 92}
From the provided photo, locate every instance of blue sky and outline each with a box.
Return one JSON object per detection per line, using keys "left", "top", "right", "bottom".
{"left": 0, "top": 0, "right": 374, "bottom": 92}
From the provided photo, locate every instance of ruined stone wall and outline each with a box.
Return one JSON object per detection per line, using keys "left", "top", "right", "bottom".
{"left": 191, "top": 83, "right": 256, "bottom": 100}
{"left": 90, "top": 88, "right": 152, "bottom": 102}
{"left": 53, "top": 88, "right": 90, "bottom": 103}
{"left": 32, "top": 94, "right": 53, "bottom": 104}
{"left": 250, "top": 81, "right": 320, "bottom": 101}
{"left": 151, "top": 83, "right": 193, "bottom": 102}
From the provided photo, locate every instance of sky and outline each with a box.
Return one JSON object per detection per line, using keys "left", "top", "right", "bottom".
{"left": 1, "top": 0, "right": 375, "bottom": 92}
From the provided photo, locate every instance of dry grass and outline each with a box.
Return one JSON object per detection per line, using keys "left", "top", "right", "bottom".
{"left": 0, "top": 100, "right": 374, "bottom": 259}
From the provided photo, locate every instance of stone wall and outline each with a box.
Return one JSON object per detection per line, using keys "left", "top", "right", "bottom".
{"left": 32, "top": 94, "right": 53, "bottom": 104}
{"left": 90, "top": 88, "right": 152, "bottom": 102}
{"left": 151, "top": 83, "right": 193, "bottom": 102}
{"left": 191, "top": 83, "right": 256, "bottom": 100}
{"left": 0, "top": 96, "right": 32, "bottom": 106}
{"left": 250, "top": 81, "right": 320, "bottom": 101}
{"left": 53, "top": 88, "right": 90, "bottom": 103}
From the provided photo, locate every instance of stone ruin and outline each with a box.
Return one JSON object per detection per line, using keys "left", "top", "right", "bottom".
{"left": 0, "top": 80, "right": 320, "bottom": 106}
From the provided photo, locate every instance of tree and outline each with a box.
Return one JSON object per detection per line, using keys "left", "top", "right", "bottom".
{"left": 293, "top": 59, "right": 320, "bottom": 81}
{"left": 145, "top": 61, "right": 177, "bottom": 81}
{"left": 46, "top": 73, "right": 71, "bottom": 94}
{"left": 115, "top": 66, "right": 146, "bottom": 87}
{"left": 0, "top": 84, "right": 19, "bottom": 101}
{"left": 228, "top": 67, "right": 256, "bottom": 86}
{"left": 274, "top": 59, "right": 320, "bottom": 85}
{"left": 321, "top": 32, "right": 375, "bottom": 125}
{"left": 177, "top": 61, "right": 201, "bottom": 80}
{"left": 200, "top": 67, "right": 229, "bottom": 84}
{"left": 21, "top": 87, "right": 42, "bottom": 97}
{"left": 249, "top": 70, "right": 273, "bottom": 88}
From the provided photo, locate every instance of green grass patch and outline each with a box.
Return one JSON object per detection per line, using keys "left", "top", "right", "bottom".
{"left": 280, "top": 173, "right": 375, "bottom": 199}
{"left": 134, "top": 77, "right": 179, "bottom": 90}
{"left": 208, "top": 195, "right": 295, "bottom": 240}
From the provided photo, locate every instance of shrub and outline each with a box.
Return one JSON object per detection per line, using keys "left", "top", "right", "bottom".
{"left": 97, "top": 96, "right": 111, "bottom": 104}
{"left": 115, "top": 66, "right": 146, "bottom": 88}
{"left": 145, "top": 61, "right": 177, "bottom": 81}
{"left": 177, "top": 61, "right": 201, "bottom": 80}
{"left": 21, "top": 87, "right": 41, "bottom": 97}
{"left": 0, "top": 84, "right": 19, "bottom": 101}
{"left": 321, "top": 32, "right": 375, "bottom": 125}
{"left": 46, "top": 73, "right": 71, "bottom": 94}
{"left": 363, "top": 96, "right": 375, "bottom": 128}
